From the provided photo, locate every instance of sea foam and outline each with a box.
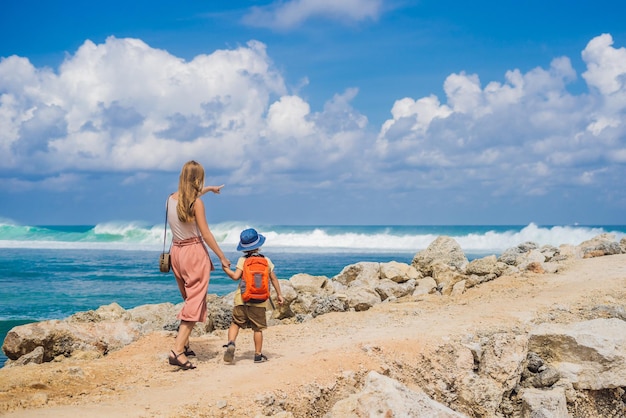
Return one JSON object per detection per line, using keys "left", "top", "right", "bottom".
{"left": 0, "top": 221, "right": 624, "bottom": 254}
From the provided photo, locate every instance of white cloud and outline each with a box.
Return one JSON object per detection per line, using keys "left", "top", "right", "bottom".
{"left": 0, "top": 33, "right": 625, "bottom": 207}
{"left": 582, "top": 33, "right": 626, "bottom": 96}
{"left": 581, "top": 33, "right": 626, "bottom": 150}
{"left": 266, "top": 95, "right": 315, "bottom": 139}
{"left": 259, "top": 88, "right": 368, "bottom": 181}
{"left": 444, "top": 72, "right": 484, "bottom": 115}
{"left": 0, "top": 37, "right": 291, "bottom": 173}
{"left": 0, "top": 36, "right": 370, "bottom": 192}
{"left": 587, "top": 116, "right": 620, "bottom": 135}
{"left": 375, "top": 34, "right": 626, "bottom": 198}
{"left": 242, "top": 0, "right": 384, "bottom": 30}
{"left": 380, "top": 95, "right": 452, "bottom": 137}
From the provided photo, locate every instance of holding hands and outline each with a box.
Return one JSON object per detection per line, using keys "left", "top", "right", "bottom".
{"left": 220, "top": 257, "right": 231, "bottom": 270}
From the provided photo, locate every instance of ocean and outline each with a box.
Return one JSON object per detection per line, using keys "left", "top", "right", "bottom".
{"left": 1, "top": 221, "right": 624, "bottom": 368}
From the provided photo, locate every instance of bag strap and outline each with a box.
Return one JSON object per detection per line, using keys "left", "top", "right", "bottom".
{"left": 163, "top": 194, "right": 172, "bottom": 253}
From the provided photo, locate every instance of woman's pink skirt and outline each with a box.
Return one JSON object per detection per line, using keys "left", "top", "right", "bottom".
{"left": 171, "top": 237, "right": 213, "bottom": 323}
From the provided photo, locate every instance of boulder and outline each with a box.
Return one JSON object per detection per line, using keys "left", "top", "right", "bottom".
{"left": 412, "top": 236, "right": 468, "bottom": 275}
{"left": 517, "top": 249, "right": 546, "bottom": 271}
{"left": 526, "top": 366, "right": 561, "bottom": 388}
{"left": 465, "top": 255, "right": 501, "bottom": 276}
{"left": 539, "top": 245, "right": 560, "bottom": 261}
{"left": 466, "top": 273, "right": 497, "bottom": 288}
{"left": 413, "top": 277, "right": 437, "bottom": 296}
{"left": 519, "top": 387, "right": 569, "bottom": 418}
{"left": 528, "top": 318, "right": 626, "bottom": 390}
{"left": 379, "top": 261, "right": 421, "bottom": 283}
{"left": 477, "top": 333, "right": 528, "bottom": 393}
{"left": 326, "top": 371, "right": 468, "bottom": 418}
{"left": 374, "top": 278, "right": 417, "bottom": 301}
{"left": 431, "top": 262, "right": 468, "bottom": 296}
{"left": 290, "top": 273, "right": 332, "bottom": 294}
{"left": 2, "top": 319, "right": 141, "bottom": 362}
{"left": 69, "top": 302, "right": 130, "bottom": 322}
{"left": 498, "top": 242, "right": 539, "bottom": 266}
{"left": 344, "top": 287, "right": 381, "bottom": 311}
{"left": 3, "top": 346, "right": 45, "bottom": 368}
{"left": 464, "top": 254, "right": 511, "bottom": 287}
{"left": 308, "top": 295, "right": 349, "bottom": 317}
{"left": 333, "top": 262, "right": 380, "bottom": 286}
{"left": 203, "top": 296, "right": 235, "bottom": 333}
{"left": 411, "top": 333, "right": 527, "bottom": 417}
{"left": 578, "top": 233, "right": 622, "bottom": 258}
{"left": 272, "top": 280, "right": 298, "bottom": 320}
{"left": 285, "top": 292, "right": 316, "bottom": 317}
{"left": 450, "top": 280, "right": 466, "bottom": 297}
{"left": 127, "top": 302, "right": 179, "bottom": 333}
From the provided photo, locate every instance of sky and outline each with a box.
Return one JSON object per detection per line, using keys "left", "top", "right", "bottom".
{"left": 1, "top": 0, "right": 625, "bottom": 226}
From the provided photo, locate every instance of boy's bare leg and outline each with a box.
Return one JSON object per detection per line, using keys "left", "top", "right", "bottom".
{"left": 253, "top": 330, "right": 263, "bottom": 354}
{"left": 227, "top": 323, "right": 240, "bottom": 343}
{"left": 253, "top": 331, "right": 268, "bottom": 362}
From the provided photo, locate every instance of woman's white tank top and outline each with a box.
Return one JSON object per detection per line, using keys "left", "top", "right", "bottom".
{"left": 167, "top": 195, "right": 200, "bottom": 241}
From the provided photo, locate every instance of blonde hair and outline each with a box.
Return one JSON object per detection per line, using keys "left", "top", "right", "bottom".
{"left": 177, "top": 160, "right": 204, "bottom": 223}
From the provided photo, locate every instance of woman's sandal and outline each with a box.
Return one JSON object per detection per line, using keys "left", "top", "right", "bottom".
{"left": 184, "top": 345, "right": 196, "bottom": 357}
{"left": 168, "top": 350, "right": 196, "bottom": 370}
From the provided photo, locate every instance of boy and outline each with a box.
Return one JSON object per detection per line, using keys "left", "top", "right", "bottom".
{"left": 221, "top": 228, "right": 284, "bottom": 363}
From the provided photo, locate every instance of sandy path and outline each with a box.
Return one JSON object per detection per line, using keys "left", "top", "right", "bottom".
{"left": 1, "top": 254, "right": 625, "bottom": 417}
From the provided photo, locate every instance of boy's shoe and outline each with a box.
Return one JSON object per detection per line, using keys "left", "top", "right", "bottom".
{"left": 223, "top": 341, "right": 235, "bottom": 363}
{"left": 254, "top": 353, "right": 268, "bottom": 363}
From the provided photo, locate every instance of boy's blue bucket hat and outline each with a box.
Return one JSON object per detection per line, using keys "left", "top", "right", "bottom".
{"left": 237, "top": 228, "right": 266, "bottom": 252}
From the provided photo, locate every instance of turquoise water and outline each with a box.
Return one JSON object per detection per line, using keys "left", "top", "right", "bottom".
{"left": 1, "top": 222, "right": 624, "bottom": 367}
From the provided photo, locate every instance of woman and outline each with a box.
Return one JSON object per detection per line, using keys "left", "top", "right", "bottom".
{"left": 167, "top": 160, "right": 230, "bottom": 370}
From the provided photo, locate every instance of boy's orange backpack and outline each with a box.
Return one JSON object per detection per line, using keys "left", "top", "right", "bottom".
{"left": 240, "top": 254, "right": 271, "bottom": 303}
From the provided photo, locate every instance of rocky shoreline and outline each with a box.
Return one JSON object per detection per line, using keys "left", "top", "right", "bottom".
{"left": 1, "top": 233, "right": 626, "bottom": 417}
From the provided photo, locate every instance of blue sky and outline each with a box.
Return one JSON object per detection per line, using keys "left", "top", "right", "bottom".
{"left": 1, "top": 0, "right": 625, "bottom": 226}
